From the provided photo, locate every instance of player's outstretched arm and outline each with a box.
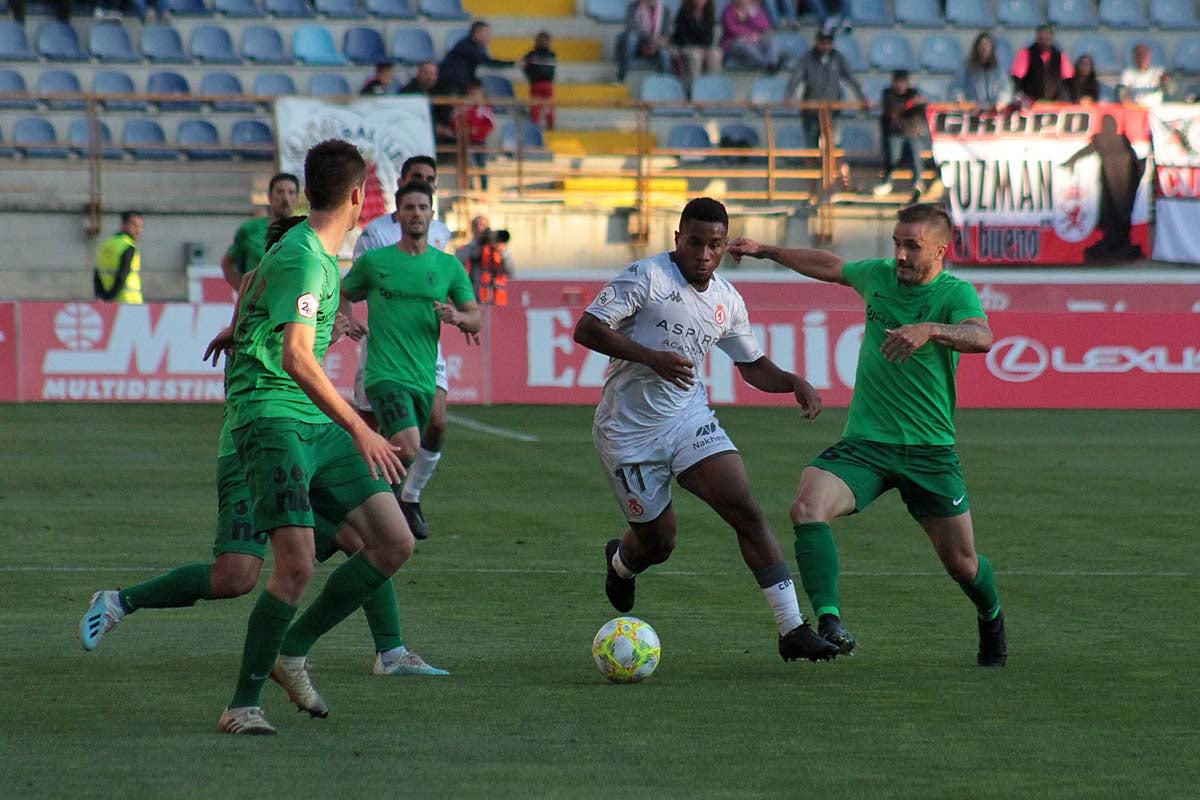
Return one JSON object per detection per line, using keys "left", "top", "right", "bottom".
{"left": 727, "top": 237, "right": 848, "bottom": 285}
{"left": 735, "top": 357, "right": 822, "bottom": 420}
{"left": 573, "top": 312, "right": 695, "bottom": 389}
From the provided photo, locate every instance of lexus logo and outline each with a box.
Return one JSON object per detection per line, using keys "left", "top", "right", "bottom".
{"left": 986, "top": 336, "right": 1049, "bottom": 382}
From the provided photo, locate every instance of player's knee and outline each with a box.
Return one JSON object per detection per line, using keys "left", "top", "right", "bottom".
{"left": 643, "top": 537, "right": 675, "bottom": 565}
{"left": 274, "top": 558, "right": 315, "bottom": 589}
{"left": 942, "top": 551, "right": 978, "bottom": 582}
{"left": 210, "top": 557, "right": 261, "bottom": 598}
{"left": 375, "top": 524, "right": 415, "bottom": 571}
{"left": 790, "top": 496, "right": 823, "bottom": 525}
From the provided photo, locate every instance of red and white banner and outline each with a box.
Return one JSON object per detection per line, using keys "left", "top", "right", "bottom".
{"left": 0, "top": 302, "right": 18, "bottom": 402}
{"left": 1149, "top": 103, "right": 1200, "bottom": 264}
{"left": 929, "top": 104, "right": 1152, "bottom": 265}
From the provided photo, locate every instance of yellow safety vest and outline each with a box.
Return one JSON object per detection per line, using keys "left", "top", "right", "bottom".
{"left": 95, "top": 232, "right": 143, "bottom": 304}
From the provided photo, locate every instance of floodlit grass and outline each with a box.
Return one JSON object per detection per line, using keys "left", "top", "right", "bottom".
{"left": 1, "top": 404, "right": 1196, "bottom": 799}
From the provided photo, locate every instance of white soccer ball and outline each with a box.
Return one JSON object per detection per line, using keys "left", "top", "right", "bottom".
{"left": 592, "top": 617, "right": 661, "bottom": 684}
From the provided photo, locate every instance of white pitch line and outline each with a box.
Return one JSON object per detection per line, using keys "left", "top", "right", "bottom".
{"left": 0, "top": 566, "right": 1190, "bottom": 577}
{"left": 446, "top": 413, "right": 540, "bottom": 442}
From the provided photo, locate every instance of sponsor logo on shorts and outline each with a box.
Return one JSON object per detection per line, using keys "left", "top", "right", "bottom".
{"left": 596, "top": 286, "right": 617, "bottom": 307}
{"left": 627, "top": 498, "right": 645, "bottom": 517}
{"left": 695, "top": 422, "right": 718, "bottom": 437}
{"left": 714, "top": 304, "right": 727, "bottom": 325}
{"left": 952, "top": 494, "right": 966, "bottom": 506}
{"left": 297, "top": 293, "right": 318, "bottom": 319}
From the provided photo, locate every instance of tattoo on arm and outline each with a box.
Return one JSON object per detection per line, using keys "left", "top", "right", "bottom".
{"left": 927, "top": 320, "right": 992, "bottom": 353}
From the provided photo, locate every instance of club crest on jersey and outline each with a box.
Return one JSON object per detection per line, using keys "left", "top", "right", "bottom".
{"left": 627, "top": 498, "right": 645, "bottom": 517}
{"left": 714, "top": 304, "right": 727, "bottom": 324}
{"left": 297, "top": 293, "right": 318, "bottom": 319}
{"left": 596, "top": 286, "right": 617, "bottom": 307}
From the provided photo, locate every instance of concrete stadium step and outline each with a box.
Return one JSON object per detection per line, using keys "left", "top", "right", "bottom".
{"left": 465, "top": 0, "right": 576, "bottom": 17}
{"left": 514, "top": 82, "right": 629, "bottom": 102}
{"left": 491, "top": 37, "right": 604, "bottom": 63}
{"left": 543, "top": 128, "right": 652, "bottom": 155}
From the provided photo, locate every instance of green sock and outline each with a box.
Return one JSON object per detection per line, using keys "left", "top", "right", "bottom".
{"left": 280, "top": 553, "right": 389, "bottom": 658}
{"left": 361, "top": 577, "right": 405, "bottom": 652}
{"left": 957, "top": 553, "right": 1001, "bottom": 620}
{"left": 118, "top": 563, "right": 213, "bottom": 613}
{"left": 793, "top": 522, "right": 841, "bottom": 619}
{"left": 229, "top": 591, "right": 296, "bottom": 709}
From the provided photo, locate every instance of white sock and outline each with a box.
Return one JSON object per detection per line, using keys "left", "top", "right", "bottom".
{"left": 400, "top": 448, "right": 441, "bottom": 503}
{"left": 755, "top": 563, "right": 805, "bottom": 635}
{"left": 611, "top": 546, "right": 637, "bottom": 579}
{"left": 379, "top": 646, "right": 408, "bottom": 665}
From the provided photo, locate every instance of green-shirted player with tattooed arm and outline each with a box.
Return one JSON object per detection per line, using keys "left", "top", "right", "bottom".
{"left": 341, "top": 181, "right": 480, "bottom": 485}
{"left": 728, "top": 203, "right": 1007, "bottom": 667}
{"left": 221, "top": 172, "right": 300, "bottom": 291}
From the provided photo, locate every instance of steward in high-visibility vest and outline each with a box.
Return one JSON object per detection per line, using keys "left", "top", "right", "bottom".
{"left": 477, "top": 230, "right": 510, "bottom": 306}
{"left": 94, "top": 211, "right": 144, "bottom": 304}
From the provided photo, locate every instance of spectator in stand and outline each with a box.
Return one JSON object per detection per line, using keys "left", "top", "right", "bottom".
{"left": 1067, "top": 54, "right": 1100, "bottom": 103}
{"left": 787, "top": 31, "right": 869, "bottom": 161}
{"left": 1011, "top": 25, "right": 1072, "bottom": 103}
{"left": 524, "top": 32, "right": 558, "bottom": 130}
{"left": 810, "top": 0, "right": 851, "bottom": 36}
{"left": 721, "top": 0, "right": 783, "bottom": 73}
{"left": 770, "top": 0, "right": 803, "bottom": 29}
{"left": 872, "top": 70, "right": 930, "bottom": 199}
{"left": 672, "top": 0, "right": 722, "bottom": 91}
{"left": 11, "top": 0, "right": 71, "bottom": 23}
{"left": 950, "top": 32, "right": 1013, "bottom": 109}
{"left": 401, "top": 61, "right": 456, "bottom": 143}
{"left": 437, "top": 21, "right": 516, "bottom": 97}
{"left": 95, "top": 0, "right": 166, "bottom": 22}
{"left": 617, "top": 0, "right": 673, "bottom": 82}
{"left": 1119, "top": 44, "right": 1168, "bottom": 107}
{"left": 453, "top": 79, "right": 496, "bottom": 191}
{"left": 361, "top": 62, "right": 395, "bottom": 96}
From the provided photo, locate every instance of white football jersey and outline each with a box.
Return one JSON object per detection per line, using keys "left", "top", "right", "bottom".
{"left": 585, "top": 251, "right": 762, "bottom": 435}
{"left": 354, "top": 214, "right": 451, "bottom": 257}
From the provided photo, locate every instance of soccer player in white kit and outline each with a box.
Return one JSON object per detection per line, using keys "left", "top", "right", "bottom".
{"left": 573, "top": 198, "right": 840, "bottom": 663}
{"left": 352, "top": 155, "right": 453, "bottom": 539}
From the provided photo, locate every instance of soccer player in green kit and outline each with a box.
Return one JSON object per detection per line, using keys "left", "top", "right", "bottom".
{"left": 221, "top": 172, "right": 300, "bottom": 290}
{"left": 341, "top": 181, "right": 480, "bottom": 479}
{"left": 728, "top": 203, "right": 1006, "bottom": 667}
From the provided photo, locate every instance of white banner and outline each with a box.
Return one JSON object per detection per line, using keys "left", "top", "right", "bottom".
{"left": 1149, "top": 103, "right": 1200, "bottom": 264}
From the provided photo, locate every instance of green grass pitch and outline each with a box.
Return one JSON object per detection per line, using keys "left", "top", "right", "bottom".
{"left": 1, "top": 404, "right": 1197, "bottom": 799}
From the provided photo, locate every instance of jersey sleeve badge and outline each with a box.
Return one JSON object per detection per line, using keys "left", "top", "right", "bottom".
{"left": 596, "top": 286, "right": 617, "bottom": 306}
{"left": 297, "top": 292, "right": 318, "bottom": 319}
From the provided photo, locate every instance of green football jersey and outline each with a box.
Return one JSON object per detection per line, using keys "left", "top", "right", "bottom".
{"left": 343, "top": 244, "right": 474, "bottom": 395}
{"left": 841, "top": 259, "right": 986, "bottom": 446}
{"left": 225, "top": 220, "right": 339, "bottom": 427}
{"left": 227, "top": 216, "right": 271, "bottom": 276}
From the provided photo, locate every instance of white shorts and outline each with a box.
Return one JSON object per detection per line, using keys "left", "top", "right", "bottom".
{"left": 594, "top": 406, "right": 737, "bottom": 524}
{"left": 353, "top": 344, "right": 449, "bottom": 413}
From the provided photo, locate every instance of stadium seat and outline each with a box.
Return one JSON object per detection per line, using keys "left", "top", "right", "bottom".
{"left": 201, "top": 72, "right": 256, "bottom": 111}
{"left": 37, "top": 21, "right": 86, "bottom": 61}
{"left": 869, "top": 34, "right": 915, "bottom": 71}
{"left": 1174, "top": 37, "right": 1200, "bottom": 73}
{"left": 14, "top": 116, "right": 69, "bottom": 159}
{"left": 851, "top": 0, "right": 894, "bottom": 25}
{"left": 749, "top": 75, "right": 788, "bottom": 105}
{"left": 480, "top": 74, "right": 514, "bottom": 98}
{"left": 142, "top": 24, "right": 189, "bottom": 62}
{"left": 946, "top": 0, "right": 996, "bottom": 27}
{"left": 896, "top": 0, "right": 944, "bottom": 27}
{"left": 242, "top": 25, "right": 291, "bottom": 63}
{"left": 443, "top": 26, "right": 470, "bottom": 52}
{"left": 996, "top": 0, "right": 1045, "bottom": 27}
{"left": 166, "top": 0, "right": 213, "bottom": 15}
{"left": 837, "top": 123, "right": 879, "bottom": 158}
{"left": 719, "top": 123, "right": 759, "bottom": 148}
{"left": 191, "top": 25, "right": 242, "bottom": 64}
{"left": 691, "top": 74, "right": 735, "bottom": 110}
{"left": 774, "top": 125, "right": 808, "bottom": 150}
{"left": 391, "top": 27, "right": 435, "bottom": 64}
{"left": 253, "top": 72, "right": 297, "bottom": 96}
{"left": 148, "top": 70, "right": 203, "bottom": 111}
{"left": 366, "top": 0, "right": 417, "bottom": 17}
{"left": 861, "top": 74, "right": 891, "bottom": 105}
{"left": 265, "top": 0, "right": 316, "bottom": 16}
{"left": 316, "top": 0, "right": 368, "bottom": 17}
{"left": 36, "top": 68, "right": 84, "bottom": 110}
{"left": 178, "top": 119, "right": 230, "bottom": 159}
{"left": 667, "top": 122, "right": 711, "bottom": 150}
{"left": 1047, "top": 0, "right": 1098, "bottom": 29}
{"left": 1073, "top": 35, "right": 1119, "bottom": 73}
{"left": 94, "top": 70, "right": 147, "bottom": 111}
{"left": 0, "top": 69, "right": 37, "bottom": 109}
{"left": 68, "top": 119, "right": 122, "bottom": 159}
{"left": 294, "top": 25, "right": 347, "bottom": 65}
{"left": 344, "top": 26, "right": 387, "bottom": 65}
{"left": 1099, "top": 0, "right": 1149, "bottom": 28}
{"left": 89, "top": 22, "right": 138, "bottom": 62}
{"left": 992, "top": 35, "right": 1015, "bottom": 72}
{"left": 835, "top": 34, "right": 868, "bottom": 72}
{"left": 0, "top": 125, "right": 16, "bottom": 158}
{"left": 920, "top": 35, "right": 963, "bottom": 74}
{"left": 231, "top": 118, "right": 275, "bottom": 159}
{"left": 214, "top": 0, "right": 266, "bottom": 17}
{"left": 500, "top": 120, "right": 547, "bottom": 151}
{"left": 308, "top": 72, "right": 351, "bottom": 96}
{"left": 1127, "top": 37, "right": 1169, "bottom": 69}
{"left": 1150, "top": 0, "right": 1200, "bottom": 30}
{"left": 0, "top": 21, "right": 37, "bottom": 61}
{"left": 420, "top": 0, "right": 469, "bottom": 20}
{"left": 122, "top": 118, "right": 178, "bottom": 160}
{"left": 585, "top": 0, "right": 626, "bottom": 23}
{"left": 641, "top": 74, "right": 689, "bottom": 115}
{"left": 921, "top": 76, "right": 952, "bottom": 101}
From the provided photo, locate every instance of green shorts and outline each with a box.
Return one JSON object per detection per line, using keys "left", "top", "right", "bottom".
{"left": 213, "top": 454, "right": 347, "bottom": 562}
{"left": 365, "top": 381, "right": 433, "bottom": 440}
{"left": 810, "top": 439, "right": 970, "bottom": 519}
{"left": 232, "top": 418, "right": 391, "bottom": 539}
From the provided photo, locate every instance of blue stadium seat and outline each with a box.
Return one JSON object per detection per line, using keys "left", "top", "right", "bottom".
{"left": 896, "top": 0, "right": 944, "bottom": 27}
{"left": 142, "top": 24, "right": 189, "bottom": 62}
{"left": 480, "top": 74, "right": 514, "bottom": 98}
{"left": 367, "top": 0, "right": 417, "bottom": 17}
{"left": 148, "top": 70, "right": 202, "bottom": 111}
{"left": 0, "top": 69, "right": 37, "bottom": 109}
{"left": 774, "top": 125, "right": 809, "bottom": 151}
{"left": 641, "top": 74, "right": 689, "bottom": 115}
{"left": 14, "top": 116, "right": 69, "bottom": 158}
{"left": 122, "top": 118, "right": 178, "bottom": 160}
{"left": 0, "top": 21, "right": 37, "bottom": 61}
{"left": 94, "top": 70, "right": 147, "bottom": 111}
{"left": 253, "top": 72, "right": 297, "bottom": 96}
{"left": 68, "top": 119, "right": 122, "bottom": 159}
{"left": 992, "top": 35, "right": 1015, "bottom": 72}
{"left": 1073, "top": 35, "right": 1119, "bottom": 73}
{"left": 1150, "top": 0, "right": 1200, "bottom": 30}
{"left": 996, "top": 0, "right": 1045, "bottom": 27}
{"left": 242, "top": 25, "right": 291, "bottom": 63}
{"left": 308, "top": 72, "right": 351, "bottom": 96}
{"left": 316, "top": 0, "right": 367, "bottom": 17}
{"left": 920, "top": 35, "right": 963, "bottom": 74}
{"left": 869, "top": 34, "right": 915, "bottom": 71}
{"left": 420, "top": 0, "right": 469, "bottom": 20}
{"left": 179, "top": 119, "right": 230, "bottom": 159}
{"left": 692, "top": 74, "right": 735, "bottom": 113}
{"left": 1047, "top": 0, "right": 1097, "bottom": 29}
{"left": 201, "top": 72, "right": 256, "bottom": 111}
{"left": 191, "top": 25, "right": 242, "bottom": 64}
{"left": 921, "top": 76, "right": 952, "bottom": 101}
{"left": 443, "top": 26, "right": 469, "bottom": 52}
{"left": 1127, "top": 37, "right": 1169, "bottom": 69}
{"left": 850, "top": 0, "right": 895, "bottom": 26}
{"left": 837, "top": 122, "right": 879, "bottom": 157}
{"left": 36, "top": 68, "right": 84, "bottom": 110}
{"left": 1174, "top": 37, "right": 1200, "bottom": 73}
{"left": 720, "top": 123, "right": 759, "bottom": 148}
{"left": 667, "top": 123, "right": 710, "bottom": 149}
{"left": 231, "top": 119, "right": 274, "bottom": 159}
{"left": 265, "top": 0, "right": 316, "bottom": 16}
{"left": 1099, "top": 0, "right": 1149, "bottom": 28}
{"left": 946, "top": 0, "right": 996, "bottom": 27}
{"left": 293, "top": 25, "right": 347, "bottom": 65}
{"left": 834, "top": 35, "right": 868, "bottom": 72}
{"left": 344, "top": 26, "right": 386, "bottom": 65}
{"left": 861, "top": 74, "right": 891, "bottom": 105}
{"left": 89, "top": 22, "right": 138, "bottom": 62}
{"left": 391, "top": 27, "right": 435, "bottom": 64}
{"left": 749, "top": 75, "right": 788, "bottom": 105}
{"left": 37, "top": 21, "right": 86, "bottom": 61}
{"left": 585, "top": 0, "right": 625, "bottom": 23}
{"left": 214, "top": 0, "right": 266, "bottom": 16}
{"left": 166, "top": 0, "right": 213, "bottom": 15}
{"left": 500, "top": 120, "right": 546, "bottom": 150}
{"left": 0, "top": 124, "right": 16, "bottom": 158}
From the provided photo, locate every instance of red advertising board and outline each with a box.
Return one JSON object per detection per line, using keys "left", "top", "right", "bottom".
{"left": 0, "top": 302, "right": 17, "bottom": 402}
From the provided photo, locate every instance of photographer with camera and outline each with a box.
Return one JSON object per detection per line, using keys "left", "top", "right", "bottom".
{"left": 455, "top": 215, "right": 514, "bottom": 305}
